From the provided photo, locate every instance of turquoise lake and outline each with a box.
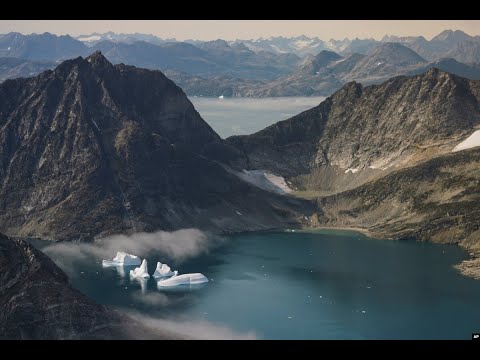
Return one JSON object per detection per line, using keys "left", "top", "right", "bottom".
{"left": 31, "top": 230, "right": 480, "bottom": 339}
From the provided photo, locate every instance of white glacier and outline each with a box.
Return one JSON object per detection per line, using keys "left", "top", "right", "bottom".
{"left": 153, "top": 262, "right": 176, "bottom": 278}
{"left": 102, "top": 251, "right": 141, "bottom": 267}
{"left": 157, "top": 273, "right": 209, "bottom": 287}
{"left": 129, "top": 259, "right": 150, "bottom": 279}
{"left": 452, "top": 130, "right": 480, "bottom": 152}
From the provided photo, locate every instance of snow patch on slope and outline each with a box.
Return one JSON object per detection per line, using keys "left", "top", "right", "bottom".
{"left": 452, "top": 130, "right": 480, "bottom": 152}
{"left": 236, "top": 169, "right": 292, "bottom": 195}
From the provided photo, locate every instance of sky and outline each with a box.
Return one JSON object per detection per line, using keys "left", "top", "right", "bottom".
{"left": 0, "top": 20, "right": 480, "bottom": 41}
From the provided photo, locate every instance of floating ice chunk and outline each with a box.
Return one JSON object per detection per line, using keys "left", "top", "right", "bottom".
{"left": 153, "top": 262, "right": 176, "bottom": 278}
{"left": 102, "top": 251, "right": 141, "bottom": 267}
{"left": 157, "top": 273, "right": 208, "bottom": 287}
{"left": 129, "top": 259, "right": 150, "bottom": 279}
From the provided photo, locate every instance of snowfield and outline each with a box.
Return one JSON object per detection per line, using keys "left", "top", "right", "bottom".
{"left": 236, "top": 169, "right": 292, "bottom": 194}
{"left": 452, "top": 130, "right": 480, "bottom": 152}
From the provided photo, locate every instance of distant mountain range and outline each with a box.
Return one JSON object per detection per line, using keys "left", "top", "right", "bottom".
{"left": 1, "top": 30, "right": 480, "bottom": 98}
{"left": 75, "top": 29, "right": 480, "bottom": 61}
{"left": 170, "top": 43, "right": 480, "bottom": 97}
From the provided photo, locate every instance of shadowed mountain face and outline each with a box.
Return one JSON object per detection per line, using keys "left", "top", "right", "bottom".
{"left": 0, "top": 51, "right": 312, "bottom": 241}
{"left": 227, "top": 69, "right": 480, "bottom": 193}
{"left": 0, "top": 233, "right": 178, "bottom": 339}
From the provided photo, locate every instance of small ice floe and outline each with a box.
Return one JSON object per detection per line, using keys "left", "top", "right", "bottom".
{"left": 102, "top": 252, "right": 141, "bottom": 267}
{"left": 129, "top": 259, "right": 150, "bottom": 279}
{"left": 153, "top": 262, "right": 177, "bottom": 278}
{"left": 157, "top": 273, "right": 209, "bottom": 287}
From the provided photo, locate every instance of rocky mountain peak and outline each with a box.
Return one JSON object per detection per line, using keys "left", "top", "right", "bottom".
{"left": 85, "top": 50, "right": 112, "bottom": 68}
{"left": 432, "top": 29, "right": 470, "bottom": 43}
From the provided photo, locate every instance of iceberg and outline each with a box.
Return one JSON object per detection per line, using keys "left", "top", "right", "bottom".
{"left": 157, "top": 273, "right": 208, "bottom": 287}
{"left": 129, "top": 259, "right": 150, "bottom": 279}
{"left": 153, "top": 262, "right": 176, "bottom": 278}
{"left": 102, "top": 251, "right": 141, "bottom": 266}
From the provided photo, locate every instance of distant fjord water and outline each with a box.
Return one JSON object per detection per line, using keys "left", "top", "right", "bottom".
{"left": 189, "top": 97, "right": 326, "bottom": 138}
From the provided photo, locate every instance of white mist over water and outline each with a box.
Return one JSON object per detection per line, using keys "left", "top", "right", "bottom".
{"left": 43, "top": 229, "right": 223, "bottom": 271}
{"left": 190, "top": 96, "right": 326, "bottom": 138}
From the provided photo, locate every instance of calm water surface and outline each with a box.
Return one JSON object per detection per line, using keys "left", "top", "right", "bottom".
{"left": 31, "top": 230, "right": 480, "bottom": 339}
{"left": 189, "top": 97, "right": 325, "bottom": 138}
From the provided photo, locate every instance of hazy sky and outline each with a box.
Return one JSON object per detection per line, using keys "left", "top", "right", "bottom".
{"left": 0, "top": 20, "right": 479, "bottom": 41}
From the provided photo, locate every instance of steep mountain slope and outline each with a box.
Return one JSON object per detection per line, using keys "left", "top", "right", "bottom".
{"left": 0, "top": 233, "right": 176, "bottom": 339}
{"left": 344, "top": 43, "right": 427, "bottom": 83}
{"left": 227, "top": 69, "right": 480, "bottom": 194}
{"left": 446, "top": 39, "right": 480, "bottom": 64}
{"left": 0, "top": 57, "right": 56, "bottom": 82}
{"left": 0, "top": 51, "right": 311, "bottom": 241}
